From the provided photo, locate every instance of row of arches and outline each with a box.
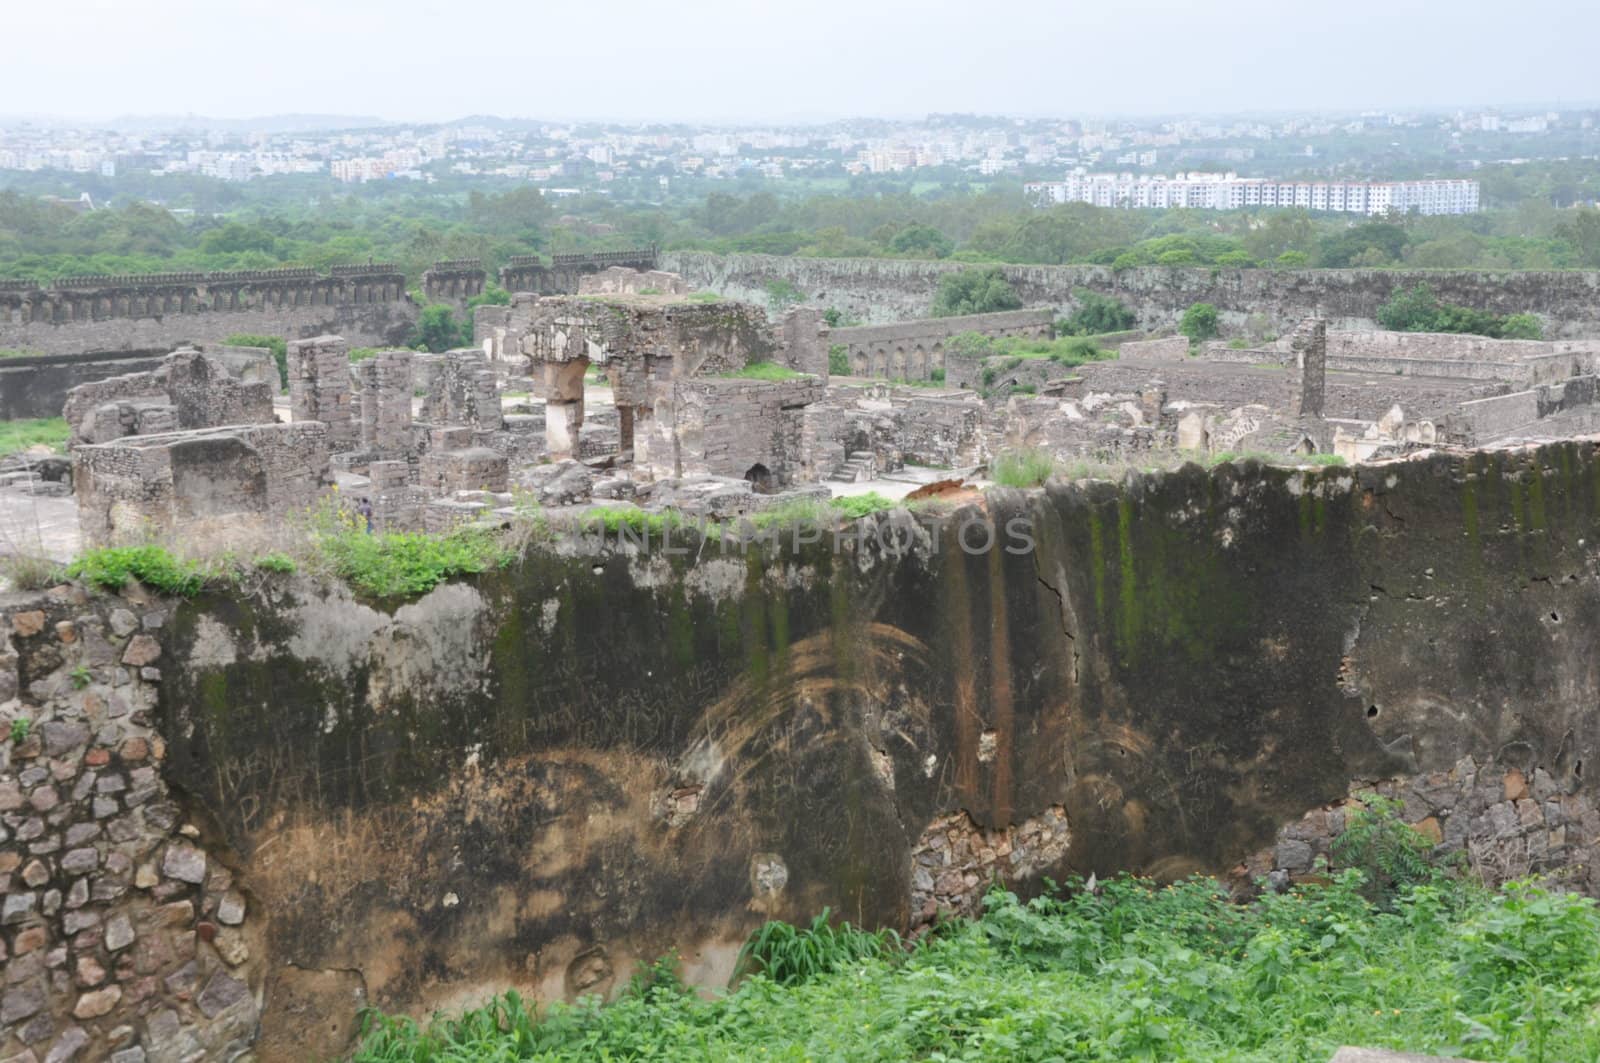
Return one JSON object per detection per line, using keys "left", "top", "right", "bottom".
{"left": 2, "top": 280, "right": 405, "bottom": 324}
{"left": 849, "top": 342, "right": 947, "bottom": 381}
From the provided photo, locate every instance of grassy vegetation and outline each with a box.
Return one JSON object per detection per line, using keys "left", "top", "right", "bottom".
{"left": 314, "top": 523, "right": 511, "bottom": 598}
{"left": 991, "top": 448, "right": 1057, "bottom": 488}
{"left": 719, "top": 361, "right": 809, "bottom": 381}
{"left": 67, "top": 545, "right": 206, "bottom": 597}
{"left": 0, "top": 417, "right": 69, "bottom": 457}
{"left": 351, "top": 864, "right": 1600, "bottom": 1062}
{"left": 0, "top": 348, "right": 42, "bottom": 359}
{"left": 685, "top": 291, "right": 722, "bottom": 303}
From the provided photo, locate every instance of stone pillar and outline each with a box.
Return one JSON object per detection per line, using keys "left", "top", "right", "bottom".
{"left": 288, "top": 335, "right": 357, "bottom": 451}
{"left": 357, "top": 350, "right": 414, "bottom": 455}
{"left": 543, "top": 358, "right": 588, "bottom": 460}
{"left": 472, "top": 368, "right": 503, "bottom": 433}
{"left": 1292, "top": 317, "right": 1327, "bottom": 419}
{"left": 780, "top": 307, "right": 829, "bottom": 377}
{"left": 617, "top": 406, "right": 635, "bottom": 450}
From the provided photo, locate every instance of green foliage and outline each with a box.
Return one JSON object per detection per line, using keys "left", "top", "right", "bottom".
{"left": 1058, "top": 291, "right": 1136, "bottom": 336}
{"left": 721, "top": 361, "right": 806, "bottom": 381}
{"left": 1501, "top": 312, "right": 1544, "bottom": 340}
{"left": 352, "top": 872, "right": 1600, "bottom": 1062}
{"left": 1180, "top": 302, "right": 1221, "bottom": 344}
{"left": 1376, "top": 284, "right": 1541, "bottom": 339}
{"left": 685, "top": 291, "right": 722, "bottom": 303}
{"left": 67, "top": 545, "right": 204, "bottom": 597}
{"left": 737, "top": 908, "right": 901, "bottom": 986}
{"left": 224, "top": 334, "right": 288, "bottom": 389}
{"left": 762, "top": 277, "right": 806, "bottom": 313}
{"left": 9, "top": 717, "right": 29, "bottom": 743}
{"left": 464, "top": 284, "right": 511, "bottom": 315}
{"left": 253, "top": 553, "right": 296, "bottom": 574}
{"left": 930, "top": 267, "right": 1023, "bottom": 318}
{"left": 827, "top": 343, "right": 850, "bottom": 376}
{"left": 929, "top": 367, "right": 946, "bottom": 383}
{"left": 886, "top": 223, "right": 954, "bottom": 258}
{"left": 0, "top": 552, "right": 65, "bottom": 591}
{"left": 1331, "top": 793, "right": 1438, "bottom": 904}
{"left": 347, "top": 347, "right": 380, "bottom": 363}
{"left": 0, "top": 417, "right": 69, "bottom": 457}
{"left": 69, "top": 665, "right": 91, "bottom": 690}
{"left": 991, "top": 448, "right": 1056, "bottom": 487}
{"left": 828, "top": 492, "right": 897, "bottom": 519}
{"left": 412, "top": 303, "right": 466, "bottom": 353}
{"left": 317, "top": 524, "right": 510, "bottom": 598}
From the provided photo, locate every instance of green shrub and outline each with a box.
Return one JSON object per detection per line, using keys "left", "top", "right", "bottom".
{"left": 1180, "top": 302, "right": 1220, "bottom": 344}
{"left": 9, "top": 717, "right": 29, "bottom": 743}
{"left": 828, "top": 343, "right": 851, "bottom": 376}
{"left": 67, "top": 545, "right": 205, "bottom": 596}
{"left": 347, "top": 347, "right": 380, "bottom": 363}
{"left": 318, "top": 526, "right": 509, "bottom": 598}
{"left": 1058, "top": 291, "right": 1136, "bottom": 336}
{"left": 736, "top": 908, "right": 901, "bottom": 986}
{"left": 929, "top": 367, "right": 946, "bottom": 383}
{"left": 225, "top": 334, "right": 288, "bottom": 389}
{"left": 1332, "top": 793, "right": 1437, "bottom": 904}
{"left": 253, "top": 553, "right": 297, "bottom": 574}
{"left": 991, "top": 448, "right": 1055, "bottom": 487}
{"left": 829, "top": 492, "right": 896, "bottom": 519}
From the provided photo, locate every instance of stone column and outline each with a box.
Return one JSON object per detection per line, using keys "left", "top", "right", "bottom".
{"left": 543, "top": 358, "right": 588, "bottom": 460}
{"left": 357, "top": 350, "right": 414, "bottom": 455}
{"left": 1292, "top": 317, "right": 1327, "bottom": 419}
{"left": 288, "top": 335, "right": 357, "bottom": 451}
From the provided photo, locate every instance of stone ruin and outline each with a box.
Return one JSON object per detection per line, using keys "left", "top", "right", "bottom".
{"left": 59, "top": 266, "right": 1600, "bottom": 556}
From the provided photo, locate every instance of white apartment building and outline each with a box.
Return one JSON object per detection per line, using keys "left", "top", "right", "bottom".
{"left": 1024, "top": 172, "right": 1479, "bottom": 216}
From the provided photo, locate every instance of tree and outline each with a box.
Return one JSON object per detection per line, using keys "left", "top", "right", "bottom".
{"left": 888, "top": 223, "right": 954, "bottom": 259}
{"left": 1557, "top": 209, "right": 1600, "bottom": 268}
{"left": 1376, "top": 284, "right": 1442, "bottom": 332}
{"left": 1058, "top": 291, "right": 1135, "bottom": 336}
{"left": 413, "top": 304, "right": 464, "bottom": 353}
{"left": 930, "top": 267, "right": 1022, "bottom": 318}
{"left": 1179, "top": 303, "right": 1219, "bottom": 344}
{"left": 1501, "top": 313, "right": 1544, "bottom": 340}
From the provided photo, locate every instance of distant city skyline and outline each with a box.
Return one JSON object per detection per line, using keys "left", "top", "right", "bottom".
{"left": 3, "top": 0, "right": 1599, "bottom": 125}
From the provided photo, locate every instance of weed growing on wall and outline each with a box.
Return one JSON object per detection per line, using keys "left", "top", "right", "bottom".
{"left": 67, "top": 545, "right": 206, "bottom": 597}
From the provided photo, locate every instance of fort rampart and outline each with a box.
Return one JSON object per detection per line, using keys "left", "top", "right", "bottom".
{"left": 661, "top": 252, "right": 1600, "bottom": 339}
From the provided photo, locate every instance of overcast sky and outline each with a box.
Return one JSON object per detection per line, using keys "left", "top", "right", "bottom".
{"left": 6, "top": 0, "right": 1598, "bottom": 124}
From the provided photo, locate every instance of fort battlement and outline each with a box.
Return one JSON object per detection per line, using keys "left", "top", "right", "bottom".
{"left": 499, "top": 247, "right": 659, "bottom": 295}
{"left": 421, "top": 259, "right": 488, "bottom": 304}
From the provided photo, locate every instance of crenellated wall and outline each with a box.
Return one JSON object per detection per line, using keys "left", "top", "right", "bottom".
{"left": 661, "top": 252, "right": 1600, "bottom": 339}
{"left": 0, "top": 268, "right": 416, "bottom": 357}
{"left": 5, "top": 443, "right": 1600, "bottom": 1060}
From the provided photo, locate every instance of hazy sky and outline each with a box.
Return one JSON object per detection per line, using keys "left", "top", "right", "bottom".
{"left": 7, "top": 0, "right": 1598, "bottom": 124}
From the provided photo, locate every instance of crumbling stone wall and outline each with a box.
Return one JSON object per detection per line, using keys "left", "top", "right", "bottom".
{"left": 63, "top": 348, "right": 275, "bottom": 448}
{"left": 287, "top": 335, "right": 357, "bottom": 452}
{"left": 646, "top": 378, "right": 825, "bottom": 485}
{"left": 0, "top": 592, "right": 264, "bottom": 1063}
{"left": 831, "top": 308, "right": 1053, "bottom": 380}
{"left": 0, "top": 351, "right": 170, "bottom": 423}
{"left": 73, "top": 423, "right": 332, "bottom": 545}
{"left": 662, "top": 252, "right": 1600, "bottom": 339}
{"left": 8, "top": 442, "right": 1600, "bottom": 1059}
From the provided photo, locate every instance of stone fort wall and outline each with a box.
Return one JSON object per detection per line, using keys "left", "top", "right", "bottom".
{"left": 661, "top": 251, "right": 1600, "bottom": 339}
{"left": 4, "top": 445, "right": 1600, "bottom": 1059}
{"left": 0, "top": 252, "right": 658, "bottom": 363}
{"left": 831, "top": 308, "right": 1053, "bottom": 379}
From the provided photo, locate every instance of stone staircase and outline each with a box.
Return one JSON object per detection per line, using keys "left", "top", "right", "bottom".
{"left": 828, "top": 450, "right": 877, "bottom": 483}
